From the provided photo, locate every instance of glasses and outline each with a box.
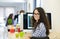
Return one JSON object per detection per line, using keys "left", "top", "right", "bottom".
{"left": 15, "top": 33, "right": 19, "bottom": 38}
{"left": 15, "top": 32, "right": 25, "bottom": 39}
{"left": 19, "top": 32, "right": 25, "bottom": 39}
{"left": 34, "top": 13, "right": 40, "bottom": 15}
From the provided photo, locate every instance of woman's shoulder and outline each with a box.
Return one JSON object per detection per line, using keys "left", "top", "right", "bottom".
{"left": 39, "top": 22, "right": 45, "bottom": 25}
{"left": 38, "top": 22, "right": 45, "bottom": 28}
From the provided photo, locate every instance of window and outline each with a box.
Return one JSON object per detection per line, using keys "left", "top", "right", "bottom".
{"left": 0, "top": 7, "right": 15, "bottom": 18}
{"left": 0, "top": 7, "right": 4, "bottom": 17}
{"left": 5, "top": 7, "right": 14, "bottom": 17}
{"left": 0, "top": 7, "right": 4, "bottom": 24}
{"left": 0, "top": 7, "right": 15, "bottom": 26}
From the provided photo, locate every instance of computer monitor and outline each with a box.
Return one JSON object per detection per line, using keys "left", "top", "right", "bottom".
{"left": 23, "top": 13, "right": 51, "bottom": 29}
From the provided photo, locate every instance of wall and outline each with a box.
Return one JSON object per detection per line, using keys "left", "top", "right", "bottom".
{"left": 26, "top": 0, "right": 35, "bottom": 12}
{"left": 41, "top": 0, "right": 60, "bottom": 32}
{"left": 0, "top": 0, "right": 25, "bottom": 2}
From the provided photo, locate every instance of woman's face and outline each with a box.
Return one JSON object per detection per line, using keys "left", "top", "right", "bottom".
{"left": 34, "top": 9, "right": 40, "bottom": 22}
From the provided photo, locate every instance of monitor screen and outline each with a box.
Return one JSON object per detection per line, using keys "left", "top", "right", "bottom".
{"left": 46, "top": 13, "right": 51, "bottom": 29}
{"left": 27, "top": 13, "right": 33, "bottom": 29}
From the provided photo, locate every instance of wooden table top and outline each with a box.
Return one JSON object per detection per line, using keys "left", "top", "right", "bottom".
{"left": 8, "top": 32, "right": 31, "bottom": 39}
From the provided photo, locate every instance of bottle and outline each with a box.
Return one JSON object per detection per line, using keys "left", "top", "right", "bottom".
{"left": 16, "top": 24, "right": 20, "bottom": 32}
{"left": 17, "top": 27, "right": 20, "bottom": 32}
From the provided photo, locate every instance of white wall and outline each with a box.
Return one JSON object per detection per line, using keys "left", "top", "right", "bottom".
{"left": 41, "top": 0, "right": 60, "bottom": 32}
{"left": 36, "top": 0, "right": 41, "bottom": 7}
{"left": 26, "top": 0, "right": 35, "bottom": 12}
{"left": 0, "top": 0, "right": 25, "bottom": 2}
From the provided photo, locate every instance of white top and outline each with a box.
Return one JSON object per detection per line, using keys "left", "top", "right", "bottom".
{"left": 18, "top": 14, "right": 23, "bottom": 30}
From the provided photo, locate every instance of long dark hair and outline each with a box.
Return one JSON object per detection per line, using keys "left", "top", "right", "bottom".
{"left": 32, "top": 7, "right": 50, "bottom": 35}
{"left": 8, "top": 13, "right": 13, "bottom": 19}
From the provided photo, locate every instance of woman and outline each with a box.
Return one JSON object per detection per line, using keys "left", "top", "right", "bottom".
{"left": 6, "top": 13, "right": 14, "bottom": 26}
{"left": 30, "top": 7, "right": 50, "bottom": 39}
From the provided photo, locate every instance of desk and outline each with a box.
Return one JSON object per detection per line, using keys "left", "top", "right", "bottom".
{"left": 8, "top": 32, "right": 31, "bottom": 39}
{"left": 7, "top": 25, "right": 31, "bottom": 39}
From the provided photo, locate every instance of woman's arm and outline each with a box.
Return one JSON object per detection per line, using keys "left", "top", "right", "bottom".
{"left": 27, "top": 23, "right": 46, "bottom": 39}
{"left": 32, "top": 23, "right": 46, "bottom": 37}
